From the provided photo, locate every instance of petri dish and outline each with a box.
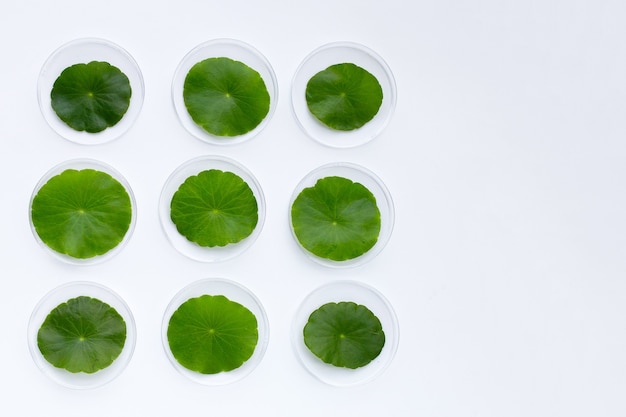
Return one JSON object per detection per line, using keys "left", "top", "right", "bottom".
{"left": 159, "top": 155, "right": 265, "bottom": 262}
{"left": 38, "top": 37, "right": 144, "bottom": 145}
{"left": 289, "top": 162, "right": 394, "bottom": 268}
{"left": 292, "top": 280, "right": 399, "bottom": 387}
{"left": 162, "top": 278, "right": 269, "bottom": 385}
{"left": 27, "top": 281, "right": 137, "bottom": 389}
{"left": 172, "top": 38, "right": 278, "bottom": 145}
{"left": 29, "top": 158, "right": 137, "bottom": 265}
{"left": 291, "top": 41, "right": 396, "bottom": 148}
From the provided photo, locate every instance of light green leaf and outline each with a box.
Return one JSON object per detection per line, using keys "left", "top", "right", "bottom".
{"left": 51, "top": 61, "right": 132, "bottom": 133}
{"left": 167, "top": 295, "right": 259, "bottom": 374}
{"left": 170, "top": 169, "right": 258, "bottom": 247}
{"left": 31, "top": 169, "right": 133, "bottom": 259}
{"left": 305, "top": 63, "right": 383, "bottom": 131}
{"left": 183, "top": 57, "right": 270, "bottom": 136}
{"left": 303, "top": 301, "right": 385, "bottom": 369}
{"left": 291, "top": 176, "right": 381, "bottom": 261}
{"left": 37, "top": 296, "right": 127, "bottom": 374}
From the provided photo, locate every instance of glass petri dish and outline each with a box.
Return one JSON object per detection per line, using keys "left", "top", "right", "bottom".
{"left": 38, "top": 37, "right": 145, "bottom": 145}
{"left": 172, "top": 38, "right": 278, "bottom": 145}
{"left": 29, "top": 158, "right": 137, "bottom": 266}
{"left": 27, "top": 281, "right": 137, "bottom": 389}
{"left": 289, "top": 162, "right": 394, "bottom": 268}
{"left": 161, "top": 278, "right": 270, "bottom": 385}
{"left": 159, "top": 155, "right": 265, "bottom": 262}
{"left": 292, "top": 280, "right": 399, "bottom": 387}
{"left": 291, "top": 41, "right": 397, "bottom": 148}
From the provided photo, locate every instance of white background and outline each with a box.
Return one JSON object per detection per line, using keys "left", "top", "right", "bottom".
{"left": 1, "top": 0, "right": 625, "bottom": 416}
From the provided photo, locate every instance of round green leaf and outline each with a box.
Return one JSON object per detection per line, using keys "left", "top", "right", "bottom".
{"left": 291, "top": 176, "right": 381, "bottom": 261}
{"left": 170, "top": 169, "right": 258, "bottom": 247}
{"left": 31, "top": 169, "right": 133, "bottom": 259}
{"left": 51, "top": 61, "right": 132, "bottom": 133}
{"left": 167, "top": 295, "right": 259, "bottom": 374}
{"left": 305, "top": 62, "right": 383, "bottom": 131}
{"left": 37, "top": 296, "right": 127, "bottom": 374}
{"left": 183, "top": 57, "right": 270, "bottom": 136}
{"left": 303, "top": 301, "right": 385, "bottom": 369}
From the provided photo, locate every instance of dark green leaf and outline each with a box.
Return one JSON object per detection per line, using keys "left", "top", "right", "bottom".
{"left": 37, "top": 296, "right": 127, "bottom": 374}
{"left": 303, "top": 301, "right": 385, "bottom": 369}
{"left": 31, "top": 169, "right": 133, "bottom": 259}
{"left": 170, "top": 169, "right": 258, "bottom": 247}
{"left": 51, "top": 61, "right": 132, "bottom": 133}
{"left": 291, "top": 176, "right": 381, "bottom": 261}
{"left": 167, "top": 295, "right": 259, "bottom": 374}
{"left": 305, "top": 63, "right": 383, "bottom": 131}
{"left": 183, "top": 57, "right": 270, "bottom": 136}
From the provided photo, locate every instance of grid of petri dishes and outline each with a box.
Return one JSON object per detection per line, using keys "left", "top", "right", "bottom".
{"left": 27, "top": 37, "right": 399, "bottom": 389}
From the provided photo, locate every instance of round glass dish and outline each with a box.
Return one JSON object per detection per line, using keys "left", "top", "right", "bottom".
{"left": 161, "top": 278, "right": 270, "bottom": 385}
{"left": 159, "top": 155, "right": 265, "bottom": 262}
{"left": 172, "top": 38, "right": 278, "bottom": 145}
{"left": 38, "top": 37, "right": 145, "bottom": 145}
{"left": 291, "top": 41, "right": 397, "bottom": 148}
{"left": 29, "top": 158, "right": 137, "bottom": 266}
{"left": 291, "top": 280, "right": 399, "bottom": 387}
{"left": 27, "top": 281, "right": 137, "bottom": 389}
{"left": 289, "top": 162, "right": 394, "bottom": 268}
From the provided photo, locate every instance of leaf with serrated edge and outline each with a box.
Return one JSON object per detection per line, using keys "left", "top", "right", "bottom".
{"left": 305, "top": 63, "right": 382, "bottom": 131}
{"left": 167, "top": 295, "right": 258, "bottom": 374}
{"left": 183, "top": 57, "right": 270, "bottom": 137}
{"left": 37, "top": 296, "right": 127, "bottom": 374}
{"left": 291, "top": 176, "right": 380, "bottom": 261}
{"left": 304, "top": 301, "right": 385, "bottom": 369}
{"left": 51, "top": 61, "right": 132, "bottom": 133}
{"left": 31, "top": 169, "right": 132, "bottom": 259}
{"left": 170, "top": 169, "right": 258, "bottom": 247}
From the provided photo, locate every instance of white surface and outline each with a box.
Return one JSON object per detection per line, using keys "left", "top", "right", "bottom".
{"left": 1, "top": 0, "right": 625, "bottom": 416}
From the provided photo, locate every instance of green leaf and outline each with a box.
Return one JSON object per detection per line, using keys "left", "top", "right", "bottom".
{"left": 37, "top": 296, "right": 127, "bottom": 374}
{"left": 291, "top": 176, "right": 381, "bottom": 261}
{"left": 170, "top": 169, "right": 258, "bottom": 247}
{"left": 51, "top": 61, "right": 132, "bottom": 133}
{"left": 305, "top": 62, "right": 383, "bottom": 131}
{"left": 183, "top": 57, "right": 270, "bottom": 136}
{"left": 31, "top": 169, "right": 133, "bottom": 259}
{"left": 167, "top": 295, "right": 259, "bottom": 374}
{"left": 303, "top": 301, "right": 385, "bottom": 369}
